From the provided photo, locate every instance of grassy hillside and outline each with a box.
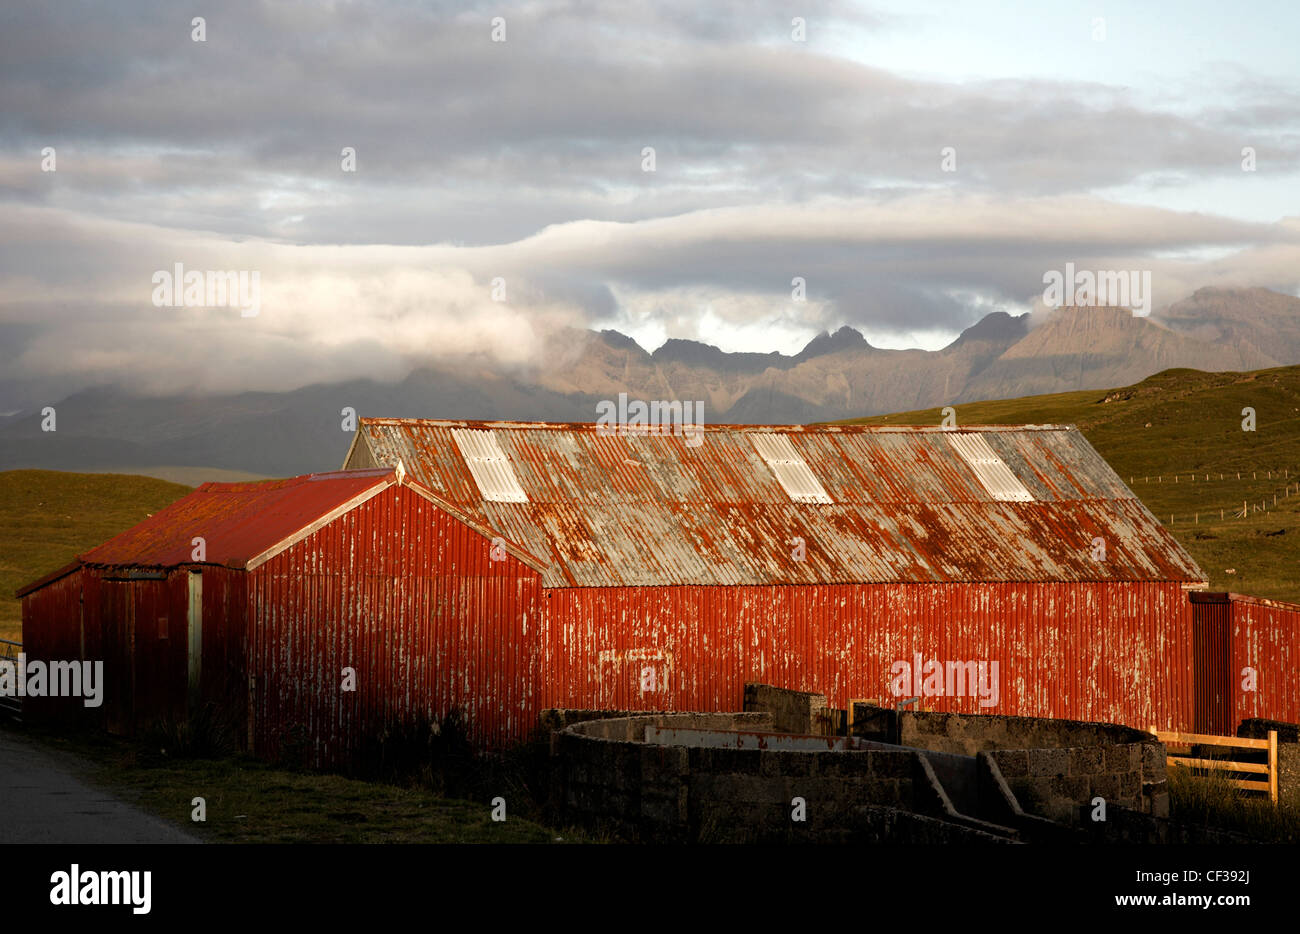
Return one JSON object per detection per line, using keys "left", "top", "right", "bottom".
{"left": 0, "top": 470, "right": 193, "bottom": 642}
{"left": 837, "top": 365, "right": 1300, "bottom": 602}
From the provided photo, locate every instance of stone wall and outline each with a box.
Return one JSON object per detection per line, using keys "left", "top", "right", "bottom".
{"left": 896, "top": 710, "right": 1153, "bottom": 755}
{"left": 895, "top": 710, "right": 1165, "bottom": 822}
{"left": 742, "top": 683, "right": 842, "bottom": 736}
{"left": 551, "top": 711, "right": 971, "bottom": 843}
{"left": 548, "top": 697, "right": 1172, "bottom": 839}
{"left": 986, "top": 739, "right": 1165, "bottom": 822}
{"left": 566, "top": 711, "right": 773, "bottom": 741}
{"left": 1238, "top": 718, "right": 1300, "bottom": 806}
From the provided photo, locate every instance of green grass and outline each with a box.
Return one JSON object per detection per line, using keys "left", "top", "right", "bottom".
{"left": 835, "top": 365, "right": 1300, "bottom": 603}
{"left": 1166, "top": 760, "right": 1300, "bottom": 843}
{"left": 9, "top": 723, "right": 591, "bottom": 844}
{"left": 0, "top": 470, "right": 194, "bottom": 642}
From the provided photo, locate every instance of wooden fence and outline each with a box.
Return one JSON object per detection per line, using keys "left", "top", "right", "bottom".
{"left": 1150, "top": 727, "right": 1278, "bottom": 804}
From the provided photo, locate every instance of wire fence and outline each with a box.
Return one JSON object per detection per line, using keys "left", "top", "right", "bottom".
{"left": 1125, "top": 468, "right": 1298, "bottom": 526}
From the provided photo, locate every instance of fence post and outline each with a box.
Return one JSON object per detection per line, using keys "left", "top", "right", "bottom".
{"left": 1269, "top": 730, "right": 1278, "bottom": 805}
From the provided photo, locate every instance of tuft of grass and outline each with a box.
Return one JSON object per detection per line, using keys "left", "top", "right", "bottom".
{"left": 139, "top": 703, "right": 238, "bottom": 761}
{"left": 1166, "top": 760, "right": 1300, "bottom": 842}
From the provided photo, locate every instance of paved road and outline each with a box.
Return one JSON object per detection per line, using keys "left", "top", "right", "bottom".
{"left": 0, "top": 729, "right": 200, "bottom": 844}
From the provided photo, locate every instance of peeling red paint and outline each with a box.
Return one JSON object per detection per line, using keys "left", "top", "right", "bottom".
{"left": 542, "top": 581, "right": 1199, "bottom": 732}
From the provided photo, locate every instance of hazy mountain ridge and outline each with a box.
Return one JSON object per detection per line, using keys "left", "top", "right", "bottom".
{"left": 1, "top": 287, "right": 1297, "bottom": 476}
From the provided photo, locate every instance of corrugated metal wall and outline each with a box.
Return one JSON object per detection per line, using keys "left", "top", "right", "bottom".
{"left": 197, "top": 566, "right": 249, "bottom": 738}
{"left": 247, "top": 484, "right": 540, "bottom": 767}
{"left": 21, "top": 567, "right": 244, "bottom": 736}
{"left": 18, "top": 570, "right": 85, "bottom": 723}
{"left": 1228, "top": 595, "right": 1300, "bottom": 726}
{"left": 1190, "top": 594, "right": 1232, "bottom": 734}
{"left": 104, "top": 573, "right": 188, "bottom": 732}
{"left": 544, "top": 581, "right": 1196, "bottom": 732}
{"left": 29, "top": 492, "right": 1300, "bottom": 763}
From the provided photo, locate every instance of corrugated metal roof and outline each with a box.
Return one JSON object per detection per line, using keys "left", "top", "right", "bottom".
{"left": 349, "top": 419, "right": 1208, "bottom": 587}
{"left": 947, "top": 433, "right": 1035, "bottom": 502}
{"left": 452, "top": 428, "right": 529, "bottom": 502}
{"left": 76, "top": 468, "right": 396, "bottom": 569}
{"left": 750, "top": 432, "right": 833, "bottom": 503}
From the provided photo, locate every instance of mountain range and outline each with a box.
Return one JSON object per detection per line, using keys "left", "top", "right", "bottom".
{"left": 1, "top": 286, "right": 1297, "bottom": 478}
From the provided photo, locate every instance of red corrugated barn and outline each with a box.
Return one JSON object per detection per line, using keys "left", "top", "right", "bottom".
{"left": 18, "top": 467, "right": 545, "bottom": 765}
{"left": 20, "top": 419, "right": 1298, "bottom": 766}
{"left": 342, "top": 419, "right": 1217, "bottom": 737}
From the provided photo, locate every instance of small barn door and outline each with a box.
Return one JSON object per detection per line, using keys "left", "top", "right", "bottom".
{"left": 99, "top": 582, "right": 135, "bottom": 735}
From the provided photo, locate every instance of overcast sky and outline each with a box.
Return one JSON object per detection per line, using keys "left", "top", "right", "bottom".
{"left": 1, "top": 0, "right": 1298, "bottom": 406}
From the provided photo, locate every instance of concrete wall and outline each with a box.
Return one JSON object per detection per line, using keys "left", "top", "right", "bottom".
{"left": 568, "top": 711, "right": 773, "bottom": 741}
{"left": 551, "top": 697, "right": 1173, "bottom": 838}
{"left": 986, "top": 740, "right": 1164, "bottom": 822}
{"left": 744, "top": 691, "right": 1170, "bottom": 823}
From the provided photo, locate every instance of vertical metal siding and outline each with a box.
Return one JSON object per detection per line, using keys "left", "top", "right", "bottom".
{"left": 125, "top": 573, "right": 188, "bottom": 728}
{"left": 19, "top": 566, "right": 245, "bottom": 734}
{"left": 247, "top": 484, "right": 540, "bottom": 768}
{"left": 542, "top": 581, "right": 1196, "bottom": 733}
{"left": 18, "top": 570, "right": 85, "bottom": 723}
{"left": 1229, "top": 596, "right": 1300, "bottom": 726}
{"left": 1191, "top": 595, "right": 1232, "bottom": 734}
{"left": 198, "top": 566, "right": 248, "bottom": 739}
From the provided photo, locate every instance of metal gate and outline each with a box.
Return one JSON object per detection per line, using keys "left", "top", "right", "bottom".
{"left": 0, "top": 638, "right": 21, "bottom": 722}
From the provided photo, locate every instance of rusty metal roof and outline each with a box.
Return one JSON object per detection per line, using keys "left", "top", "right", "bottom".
{"left": 348, "top": 419, "right": 1208, "bottom": 587}
{"left": 35, "top": 465, "right": 548, "bottom": 582}
{"left": 74, "top": 468, "right": 397, "bottom": 570}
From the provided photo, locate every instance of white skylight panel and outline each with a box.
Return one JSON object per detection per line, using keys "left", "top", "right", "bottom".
{"left": 451, "top": 429, "right": 529, "bottom": 503}
{"left": 947, "top": 433, "right": 1034, "bottom": 502}
{"left": 750, "top": 433, "right": 833, "bottom": 504}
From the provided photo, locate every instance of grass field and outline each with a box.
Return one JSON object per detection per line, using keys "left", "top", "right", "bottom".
{"left": 837, "top": 365, "right": 1300, "bottom": 602}
{"left": 0, "top": 470, "right": 193, "bottom": 642}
